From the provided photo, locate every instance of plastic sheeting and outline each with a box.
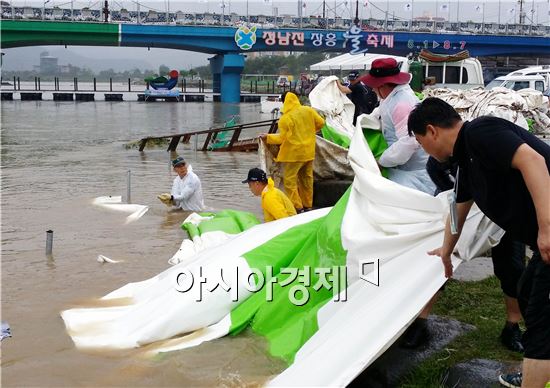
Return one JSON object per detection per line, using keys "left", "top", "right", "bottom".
{"left": 268, "top": 113, "right": 502, "bottom": 387}
{"left": 62, "top": 124, "right": 503, "bottom": 387}
{"left": 92, "top": 196, "right": 149, "bottom": 224}
{"left": 423, "top": 87, "right": 550, "bottom": 135}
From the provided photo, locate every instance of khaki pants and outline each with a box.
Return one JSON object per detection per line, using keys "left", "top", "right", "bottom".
{"left": 283, "top": 161, "right": 313, "bottom": 210}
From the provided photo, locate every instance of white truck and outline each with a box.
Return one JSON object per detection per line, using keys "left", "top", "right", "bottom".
{"left": 309, "top": 53, "right": 485, "bottom": 90}
{"left": 486, "top": 65, "right": 550, "bottom": 92}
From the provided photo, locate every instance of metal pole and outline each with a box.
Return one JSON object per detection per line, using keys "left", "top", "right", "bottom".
{"left": 71, "top": 0, "right": 74, "bottom": 21}
{"left": 384, "top": 0, "right": 389, "bottom": 30}
{"left": 46, "top": 230, "right": 53, "bottom": 255}
{"left": 126, "top": 170, "right": 131, "bottom": 204}
{"left": 137, "top": 1, "right": 140, "bottom": 24}
{"left": 43, "top": 0, "right": 45, "bottom": 20}
{"left": 498, "top": 0, "right": 501, "bottom": 26}
{"left": 194, "top": 134, "right": 198, "bottom": 161}
{"left": 519, "top": 0, "right": 524, "bottom": 24}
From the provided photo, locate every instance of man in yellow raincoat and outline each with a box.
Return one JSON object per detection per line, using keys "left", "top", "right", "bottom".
{"left": 242, "top": 168, "right": 297, "bottom": 222}
{"left": 261, "top": 92, "right": 325, "bottom": 212}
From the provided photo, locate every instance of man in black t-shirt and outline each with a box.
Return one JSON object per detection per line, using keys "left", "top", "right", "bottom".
{"left": 337, "top": 71, "right": 378, "bottom": 126}
{"left": 426, "top": 156, "right": 526, "bottom": 354}
{"left": 408, "top": 97, "right": 550, "bottom": 388}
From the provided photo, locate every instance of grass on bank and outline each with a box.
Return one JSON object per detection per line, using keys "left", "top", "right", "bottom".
{"left": 400, "top": 276, "right": 523, "bottom": 387}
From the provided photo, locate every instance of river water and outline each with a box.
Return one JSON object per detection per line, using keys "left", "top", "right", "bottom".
{"left": 1, "top": 101, "right": 286, "bottom": 387}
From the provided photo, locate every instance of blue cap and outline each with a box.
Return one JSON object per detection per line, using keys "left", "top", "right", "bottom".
{"left": 172, "top": 156, "right": 186, "bottom": 167}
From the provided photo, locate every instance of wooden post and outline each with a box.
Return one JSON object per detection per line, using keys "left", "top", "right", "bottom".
{"left": 110, "top": 78, "right": 113, "bottom": 92}
{"left": 128, "top": 78, "right": 131, "bottom": 92}
{"left": 255, "top": 80, "right": 258, "bottom": 93}
{"left": 94, "top": 78, "right": 97, "bottom": 91}
{"left": 17, "top": 77, "right": 20, "bottom": 90}
{"left": 227, "top": 127, "right": 242, "bottom": 150}
{"left": 34, "top": 77, "right": 38, "bottom": 90}
{"left": 202, "top": 132, "right": 213, "bottom": 151}
{"left": 13, "top": 76, "right": 16, "bottom": 91}
{"left": 138, "top": 138, "right": 149, "bottom": 151}
{"left": 183, "top": 78, "right": 186, "bottom": 93}
{"left": 38, "top": 77, "right": 41, "bottom": 90}
{"left": 167, "top": 135, "right": 182, "bottom": 151}
{"left": 268, "top": 119, "right": 279, "bottom": 133}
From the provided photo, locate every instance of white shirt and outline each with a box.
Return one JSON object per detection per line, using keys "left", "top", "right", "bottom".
{"left": 377, "top": 84, "right": 422, "bottom": 168}
{"left": 171, "top": 170, "right": 204, "bottom": 211}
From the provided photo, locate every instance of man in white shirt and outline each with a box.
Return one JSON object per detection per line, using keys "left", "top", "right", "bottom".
{"left": 165, "top": 156, "right": 204, "bottom": 211}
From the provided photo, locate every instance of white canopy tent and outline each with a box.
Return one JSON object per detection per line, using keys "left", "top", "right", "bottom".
{"left": 309, "top": 53, "right": 407, "bottom": 72}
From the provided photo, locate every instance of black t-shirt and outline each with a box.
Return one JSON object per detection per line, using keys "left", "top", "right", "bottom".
{"left": 453, "top": 116, "right": 550, "bottom": 247}
{"left": 348, "top": 82, "right": 378, "bottom": 124}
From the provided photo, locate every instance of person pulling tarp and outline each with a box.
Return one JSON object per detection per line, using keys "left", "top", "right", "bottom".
{"left": 260, "top": 92, "right": 325, "bottom": 213}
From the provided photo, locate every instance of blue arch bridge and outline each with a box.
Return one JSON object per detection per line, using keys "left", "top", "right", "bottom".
{"left": 2, "top": 20, "right": 550, "bottom": 102}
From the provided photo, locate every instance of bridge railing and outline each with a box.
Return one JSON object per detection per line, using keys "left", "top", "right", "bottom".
{"left": 2, "top": 6, "right": 550, "bottom": 36}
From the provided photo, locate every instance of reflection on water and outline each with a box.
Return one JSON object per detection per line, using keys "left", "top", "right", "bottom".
{"left": 0, "top": 101, "right": 284, "bottom": 386}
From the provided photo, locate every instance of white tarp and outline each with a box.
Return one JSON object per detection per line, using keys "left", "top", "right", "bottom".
{"left": 62, "top": 123, "right": 502, "bottom": 386}
{"left": 310, "top": 53, "right": 407, "bottom": 72}
{"left": 423, "top": 87, "right": 550, "bottom": 135}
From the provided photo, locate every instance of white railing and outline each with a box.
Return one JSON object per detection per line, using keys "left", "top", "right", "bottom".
{"left": 2, "top": 6, "right": 549, "bottom": 36}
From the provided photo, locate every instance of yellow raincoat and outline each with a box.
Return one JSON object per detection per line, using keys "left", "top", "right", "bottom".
{"left": 261, "top": 178, "right": 297, "bottom": 222}
{"left": 266, "top": 92, "right": 325, "bottom": 162}
{"left": 266, "top": 92, "right": 325, "bottom": 210}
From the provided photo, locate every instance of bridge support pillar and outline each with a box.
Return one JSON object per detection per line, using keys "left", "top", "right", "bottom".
{"left": 209, "top": 53, "right": 244, "bottom": 104}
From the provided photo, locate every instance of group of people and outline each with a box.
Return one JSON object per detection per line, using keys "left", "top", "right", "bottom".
{"left": 357, "top": 57, "right": 549, "bottom": 388}
{"left": 158, "top": 57, "right": 549, "bottom": 387}
{"left": 159, "top": 90, "right": 325, "bottom": 224}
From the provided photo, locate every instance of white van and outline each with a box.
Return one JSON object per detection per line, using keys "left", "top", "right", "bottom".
{"left": 507, "top": 65, "right": 550, "bottom": 79}
{"left": 486, "top": 74, "right": 547, "bottom": 92}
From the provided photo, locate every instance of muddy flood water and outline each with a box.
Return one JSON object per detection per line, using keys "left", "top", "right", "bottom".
{"left": 1, "top": 101, "right": 287, "bottom": 386}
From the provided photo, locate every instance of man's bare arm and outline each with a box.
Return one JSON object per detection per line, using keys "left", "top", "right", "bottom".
{"left": 511, "top": 143, "right": 550, "bottom": 262}
{"left": 336, "top": 82, "right": 351, "bottom": 94}
{"left": 429, "top": 200, "right": 474, "bottom": 278}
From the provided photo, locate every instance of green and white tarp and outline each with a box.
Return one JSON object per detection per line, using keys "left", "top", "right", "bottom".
{"left": 169, "top": 210, "right": 261, "bottom": 266}
{"left": 61, "top": 126, "right": 502, "bottom": 386}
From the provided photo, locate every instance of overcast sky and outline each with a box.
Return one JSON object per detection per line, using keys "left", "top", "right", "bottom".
{"left": 3, "top": 0, "right": 549, "bottom": 72}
